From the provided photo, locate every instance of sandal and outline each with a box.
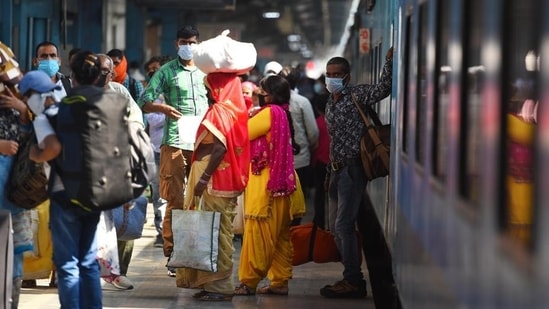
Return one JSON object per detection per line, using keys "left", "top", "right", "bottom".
{"left": 256, "top": 285, "right": 288, "bottom": 296}
{"left": 192, "top": 290, "right": 208, "bottom": 299}
{"left": 234, "top": 283, "right": 255, "bottom": 296}
{"left": 197, "top": 292, "right": 233, "bottom": 301}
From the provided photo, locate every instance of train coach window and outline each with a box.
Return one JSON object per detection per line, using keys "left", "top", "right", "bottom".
{"left": 402, "top": 15, "right": 412, "bottom": 154}
{"left": 502, "top": 0, "right": 540, "bottom": 248}
{"left": 458, "top": 0, "right": 483, "bottom": 203}
{"left": 434, "top": 0, "right": 450, "bottom": 181}
{"left": 415, "top": 3, "right": 428, "bottom": 165}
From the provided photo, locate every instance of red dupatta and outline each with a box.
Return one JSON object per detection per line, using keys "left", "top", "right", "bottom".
{"left": 194, "top": 72, "right": 250, "bottom": 196}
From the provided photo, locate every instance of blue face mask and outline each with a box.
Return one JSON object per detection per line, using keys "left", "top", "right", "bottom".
{"left": 325, "top": 76, "right": 346, "bottom": 93}
{"left": 38, "top": 59, "right": 60, "bottom": 77}
{"left": 178, "top": 44, "right": 194, "bottom": 60}
{"left": 314, "top": 83, "right": 324, "bottom": 94}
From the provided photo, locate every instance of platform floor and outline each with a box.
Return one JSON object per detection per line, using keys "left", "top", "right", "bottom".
{"left": 18, "top": 200, "right": 375, "bottom": 309}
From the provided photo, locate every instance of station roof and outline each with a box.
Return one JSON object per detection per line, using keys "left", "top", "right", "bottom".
{"left": 134, "top": 0, "right": 357, "bottom": 62}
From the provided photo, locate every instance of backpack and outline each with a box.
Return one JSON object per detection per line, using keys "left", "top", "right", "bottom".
{"left": 59, "top": 74, "right": 72, "bottom": 92}
{"left": 53, "top": 85, "right": 135, "bottom": 211}
{"left": 128, "top": 77, "right": 140, "bottom": 102}
{"left": 128, "top": 120, "right": 156, "bottom": 198}
{"left": 7, "top": 129, "right": 49, "bottom": 209}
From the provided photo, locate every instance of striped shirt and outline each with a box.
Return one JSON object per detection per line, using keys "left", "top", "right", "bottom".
{"left": 139, "top": 58, "right": 208, "bottom": 150}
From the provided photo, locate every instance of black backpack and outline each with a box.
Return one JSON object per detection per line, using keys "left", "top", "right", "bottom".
{"left": 53, "top": 85, "right": 135, "bottom": 211}
{"left": 128, "top": 120, "right": 156, "bottom": 198}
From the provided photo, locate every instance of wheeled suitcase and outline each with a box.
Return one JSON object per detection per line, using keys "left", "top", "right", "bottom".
{"left": 0, "top": 210, "right": 13, "bottom": 309}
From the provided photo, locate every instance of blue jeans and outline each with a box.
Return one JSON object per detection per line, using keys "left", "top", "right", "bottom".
{"left": 50, "top": 191, "right": 102, "bottom": 309}
{"left": 327, "top": 165, "right": 367, "bottom": 284}
{"left": 151, "top": 151, "right": 166, "bottom": 235}
{"left": 0, "top": 155, "right": 26, "bottom": 279}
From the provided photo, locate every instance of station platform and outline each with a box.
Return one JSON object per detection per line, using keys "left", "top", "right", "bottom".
{"left": 18, "top": 202, "right": 375, "bottom": 309}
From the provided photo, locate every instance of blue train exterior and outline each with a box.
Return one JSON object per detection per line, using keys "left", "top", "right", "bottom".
{"left": 347, "top": 0, "right": 548, "bottom": 308}
{"left": 4, "top": 0, "right": 549, "bottom": 308}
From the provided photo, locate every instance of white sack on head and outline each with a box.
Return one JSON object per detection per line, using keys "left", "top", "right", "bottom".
{"left": 193, "top": 29, "right": 257, "bottom": 75}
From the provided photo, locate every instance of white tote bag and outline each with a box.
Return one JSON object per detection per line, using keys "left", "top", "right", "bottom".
{"left": 232, "top": 194, "right": 245, "bottom": 235}
{"left": 167, "top": 199, "right": 221, "bottom": 272}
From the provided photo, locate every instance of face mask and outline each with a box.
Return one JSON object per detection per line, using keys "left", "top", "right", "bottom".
{"left": 38, "top": 59, "right": 60, "bottom": 77}
{"left": 178, "top": 44, "right": 194, "bottom": 60}
{"left": 145, "top": 71, "right": 156, "bottom": 83}
{"left": 325, "top": 76, "right": 346, "bottom": 93}
{"left": 96, "top": 74, "right": 108, "bottom": 88}
{"left": 257, "top": 94, "right": 268, "bottom": 107}
{"left": 27, "top": 93, "right": 47, "bottom": 115}
{"left": 314, "top": 83, "right": 324, "bottom": 94}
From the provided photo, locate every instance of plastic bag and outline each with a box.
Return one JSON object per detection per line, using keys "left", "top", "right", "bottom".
{"left": 193, "top": 30, "right": 257, "bottom": 75}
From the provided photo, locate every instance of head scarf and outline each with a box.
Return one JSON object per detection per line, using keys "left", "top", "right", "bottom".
{"left": 195, "top": 72, "right": 250, "bottom": 196}
{"left": 112, "top": 55, "right": 128, "bottom": 84}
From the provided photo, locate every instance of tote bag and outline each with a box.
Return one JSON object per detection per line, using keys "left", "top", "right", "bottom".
{"left": 167, "top": 199, "right": 221, "bottom": 272}
{"left": 112, "top": 199, "right": 147, "bottom": 241}
{"left": 232, "top": 194, "right": 245, "bottom": 234}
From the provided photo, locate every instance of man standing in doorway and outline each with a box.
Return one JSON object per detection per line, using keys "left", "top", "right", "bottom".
{"left": 320, "top": 47, "right": 393, "bottom": 299}
{"left": 138, "top": 25, "right": 208, "bottom": 277}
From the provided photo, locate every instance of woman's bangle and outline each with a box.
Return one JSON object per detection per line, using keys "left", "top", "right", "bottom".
{"left": 198, "top": 177, "right": 209, "bottom": 185}
{"left": 202, "top": 172, "right": 211, "bottom": 181}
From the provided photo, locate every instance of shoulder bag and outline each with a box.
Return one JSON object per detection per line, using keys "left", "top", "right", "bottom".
{"left": 351, "top": 93, "right": 390, "bottom": 181}
{"left": 112, "top": 198, "right": 147, "bottom": 241}
{"left": 7, "top": 129, "right": 48, "bottom": 209}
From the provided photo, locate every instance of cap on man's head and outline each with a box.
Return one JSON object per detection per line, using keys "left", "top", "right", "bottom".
{"left": 18, "top": 70, "right": 61, "bottom": 95}
{"left": 263, "top": 61, "right": 283, "bottom": 76}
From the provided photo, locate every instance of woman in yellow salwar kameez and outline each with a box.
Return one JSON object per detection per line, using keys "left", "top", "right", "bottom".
{"left": 175, "top": 72, "right": 250, "bottom": 301}
{"left": 235, "top": 75, "right": 306, "bottom": 296}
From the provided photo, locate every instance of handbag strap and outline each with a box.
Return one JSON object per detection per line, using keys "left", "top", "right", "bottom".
{"left": 118, "top": 202, "right": 131, "bottom": 236}
{"left": 365, "top": 104, "right": 383, "bottom": 127}
{"left": 190, "top": 196, "right": 204, "bottom": 211}
{"left": 308, "top": 224, "right": 319, "bottom": 261}
{"left": 351, "top": 93, "right": 384, "bottom": 147}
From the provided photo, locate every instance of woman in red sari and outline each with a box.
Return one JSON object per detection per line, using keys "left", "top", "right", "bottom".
{"left": 176, "top": 72, "right": 250, "bottom": 301}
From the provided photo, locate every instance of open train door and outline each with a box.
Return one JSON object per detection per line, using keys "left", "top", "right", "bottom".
{"left": 0, "top": 210, "right": 13, "bottom": 308}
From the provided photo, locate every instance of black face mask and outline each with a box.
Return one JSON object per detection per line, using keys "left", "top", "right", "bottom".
{"left": 206, "top": 88, "right": 215, "bottom": 106}
{"left": 258, "top": 94, "right": 267, "bottom": 107}
{"left": 96, "top": 74, "right": 108, "bottom": 88}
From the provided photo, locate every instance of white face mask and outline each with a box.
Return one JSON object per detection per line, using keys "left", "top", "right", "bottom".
{"left": 178, "top": 44, "right": 194, "bottom": 60}
{"left": 27, "top": 93, "right": 48, "bottom": 115}
{"left": 325, "top": 76, "right": 346, "bottom": 93}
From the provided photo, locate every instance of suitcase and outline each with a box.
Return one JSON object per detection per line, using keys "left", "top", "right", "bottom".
{"left": 0, "top": 210, "right": 13, "bottom": 309}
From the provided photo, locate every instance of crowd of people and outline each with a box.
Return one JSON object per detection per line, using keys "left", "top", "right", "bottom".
{"left": 0, "top": 23, "right": 393, "bottom": 307}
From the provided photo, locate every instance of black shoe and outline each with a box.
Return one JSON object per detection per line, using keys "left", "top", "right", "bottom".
{"left": 21, "top": 280, "right": 37, "bottom": 288}
{"left": 166, "top": 257, "right": 176, "bottom": 277}
{"left": 154, "top": 235, "right": 164, "bottom": 248}
{"left": 320, "top": 279, "right": 367, "bottom": 299}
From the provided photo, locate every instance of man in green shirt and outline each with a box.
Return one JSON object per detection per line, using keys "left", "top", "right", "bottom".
{"left": 138, "top": 26, "right": 208, "bottom": 275}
